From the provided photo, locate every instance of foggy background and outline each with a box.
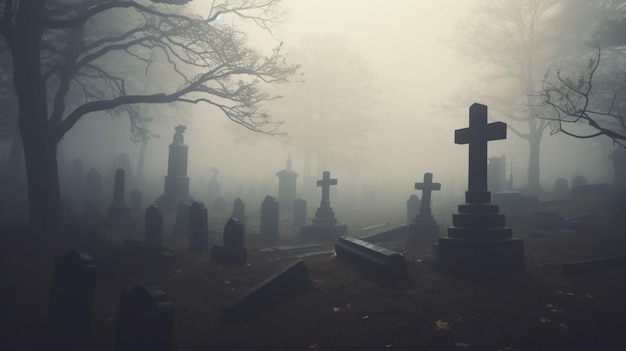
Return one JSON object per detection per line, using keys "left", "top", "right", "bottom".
{"left": 18, "top": 0, "right": 615, "bottom": 218}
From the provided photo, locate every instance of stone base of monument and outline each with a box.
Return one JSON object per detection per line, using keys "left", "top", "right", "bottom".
{"left": 210, "top": 245, "right": 247, "bottom": 265}
{"left": 107, "top": 202, "right": 132, "bottom": 226}
{"left": 407, "top": 215, "right": 439, "bottom": 244}
{"left": 300, "top": 222, "right": 347, "bottom": 241}
{"left": 438, "top": 237, "right": 525, "bottom": 277}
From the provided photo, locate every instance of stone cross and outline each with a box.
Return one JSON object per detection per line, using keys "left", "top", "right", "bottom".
{"left": 455, "top": 103, "right": 507, "bottom": 203}
{"left": 415, "top": 172, "right": 440, "bottom": 215}
{"left": 317, "top": 171, "right": 337, "bottom": 208}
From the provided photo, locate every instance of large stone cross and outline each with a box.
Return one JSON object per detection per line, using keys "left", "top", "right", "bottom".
{"left": 415, "top": 172, "right": 440, "bottom": 215}
{"left": 455, "top": 103, "right": 507, "bottom": 203}
{"left": 317, "top": 171, "right": 337, "bottom": 208}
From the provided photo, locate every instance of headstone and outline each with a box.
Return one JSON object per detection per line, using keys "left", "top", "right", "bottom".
{"left": 232, "top": 197, "right": 246, "bottom": 228}
{"left": 300, "top": 171, "right": 347, "bottom": 240}
{"left": 46, "top": 251, "right": 97, "bottom": 350}
{"left": 114, "top": 285, "right": 174, "bottom": 351}
{"left": 130, "top": 189, "right": 142, "bottom": 217}
{"left": 571, "top": 175, "right": 588, "bottom": 188}
{"left": 260, "top": 195, "right": 279, "bottom": 238}
{"left": 276, "top": 155, "right": 299, "bottom": 213}
{"left": 188, "top": 202, "right": 209, "bottom": 252}
{"left": 222, "top": 260, "right": 311, "bottom": 322}
{"left": 144, "top": 205, "right": 163, "bottom": 246}
{"left": 408, "top": 172, "right": 440, "bottom": 243}
{"left": 487, "top": 155, "right": 506, "bottom": 192}
{"left": 155, "top": 125, "right": 193, "bottom": 210}
{"left": 293, "top": 198, "right": 307, "bottom": 226}
{"left": 107, "top": 169, "right": 132, "bottom": 225}
{"left": 406, "top": 194, "right": 420, "bottom": 225}
{"left": 554, "top": 178, "right": 569, "bottom": 194}
{"left": 84, "top": 167, "right": 102, "bottom": 205}
{"left": 438, "top": 103, "right": 525, "bottom": 278}
{"left": 174, "top": 201, "right": 189, "bottom": 237}
{"left": 210, "top": 218, "right": 247, "bottom": 265}
{"left": 335, "top": 236, "right": 408, "bottom": 280}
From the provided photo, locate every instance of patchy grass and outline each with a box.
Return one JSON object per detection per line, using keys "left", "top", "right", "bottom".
{"left": 1, "top": 195, "right": 626, "bottom": 351}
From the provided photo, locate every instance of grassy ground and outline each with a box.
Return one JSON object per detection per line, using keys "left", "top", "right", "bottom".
{"left": 1, "top": 194, "right": 625, "bottom": 351}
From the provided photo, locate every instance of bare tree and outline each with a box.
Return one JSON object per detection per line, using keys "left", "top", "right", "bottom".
{"left": 0, "top": 0, "right": 298, "bottom": 233}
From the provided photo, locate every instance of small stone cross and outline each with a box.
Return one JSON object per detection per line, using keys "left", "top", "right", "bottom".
{"left": 317, "top": 171, "right": 337, "bottom": 208}
{"left": 415, "top": 172, "right": 440, "bottom": 215}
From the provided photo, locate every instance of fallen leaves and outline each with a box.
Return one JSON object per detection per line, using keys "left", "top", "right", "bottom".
{"left": 436, "top": 320, "right": 451, "bottom": 331}
{"left": 455, "top": 341, "right": 470, "bottom": 348}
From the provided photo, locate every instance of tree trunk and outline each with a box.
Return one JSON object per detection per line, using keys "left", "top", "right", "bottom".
{"left": 6, "top": 134, "right": 24, "bottom": 182}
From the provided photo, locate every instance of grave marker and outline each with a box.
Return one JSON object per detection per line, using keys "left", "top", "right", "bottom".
{"left": 155, "top": 125, "right": 193, "bottom": 210}
{"left": 408, "top": 172, "right": 440, "bottom": 243}
{"left": 107, "top": 169, "right": 131, "bottom": 225}
{"left": 189, "top": 202, "right": 209, "bottom": 252}
{"left": 300, "top": 171, "right": 347, "bottom": 240}
{"left": 406, "top": 195, "right": 420, "bottom": 225}
{"left": 260, "top": 196, "right": 279, "bottom": 238}
{"left": 276, "top": 155, "right": 299, "bottom": 213}
{"left": 210, "top": 218, "right": 247, "bottom": 265}
{"left": 335, "top": 237, "right": 408, "bottom": 280}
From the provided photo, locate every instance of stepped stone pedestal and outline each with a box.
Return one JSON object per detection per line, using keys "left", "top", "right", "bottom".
{"left": 300, "top": 171, "right": 347, "bottom": 241}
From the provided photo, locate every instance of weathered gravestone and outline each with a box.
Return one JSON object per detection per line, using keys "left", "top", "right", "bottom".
{"left": 46, "top": 251, "right": 97, "bottom": 350}
{"left": 300, "top": 171, "right": 348, "bottom": 240}
{"left": 276, "top": 155, "right": 299, "bottom": 213}
{"left": 211, "top": 218, "right": 247, "bottom": 265}
{"left": 107, "top": 169, "right": 132, "bottom": 225}
{"left": 335, "top": 236, "right": 408, "bottom": 280}
{"left": 114, "top": 285, "right": 174, "bottom": 351}
{"left": 189, "top": 202, "right": 209, "bottom": 252}
{"left": 155, "top": 125, "right": 193, "bottom": 211}
{"left": 145, "top": 205, "right": 163, "bottom": 246}
{"left": 222, "top": 260, "right": 311, "bottom": 322}
{"left": 260, "top": 195, "right": 279, "bottom": 238}
{"left": 438, "top": 103, "right": 525, "bottom": 277}
{"left": 174, "top": 201, "right": 189, "bottom": 237}
{"left": 232, "top": 197, "right": 246, "bottom": 232}
{"left": 130, "top": 189, "right": 142, "bottom": 217}
{"left": 406, "top": 194, "right": 421, "bottom": 225}
{"left": 408, "top": 172, "right": 440, "bottom": 244}
{"left": 293, "top": 198, "right": 307, "bottom": 227}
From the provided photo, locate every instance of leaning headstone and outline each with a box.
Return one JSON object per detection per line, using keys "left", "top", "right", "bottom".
{"left": 260, "top": 195, "right": 279, "bottom": 238}
{"left": 406, "top": 194, "right": 420, "bottom": 225}
{"left": 107, "top": 169, "right": 132, "bottom": 225}
{"left": 189, "top": 202, "right": 209, "bottom": 252}
{"left": 174, "top": 201, "right": 189, "bottom": 237}
{"left": 46, "top": 251, "right": 97, "bottom": 350}
{"left": 335, "top": 236, "right": 408, "bottom": 280}
{"left": 114, "top": 285, "right": 174, "bottom": 351}
{"left": 300, "top": 171, "right": 348, "bottom": 241}
{"left": 155, "top": 125, "right": 193, "bottom": 211}
{"left": 210, "top": 218, "right": 247, "bottom": 265}
{"left": 438, "top": 103, "right": 525, "bottom": 278}
{"left": 293, "top": 198, "right": 307, "bottom": 227}
{"left": 276, "top": 155, "right": 299, "bottom": 213}
{"left": 408, "top": 172, "right": 440, "bottom": 244}
{"left": 222, "top": 260, "right": 310, "bottom": 322}
{"left": 144, "top": 205, "right": 163, "bottom": 246}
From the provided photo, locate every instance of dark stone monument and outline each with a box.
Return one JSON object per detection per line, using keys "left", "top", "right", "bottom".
{"left": 107, "top": 169, "right": 132, "bottom": 225}
{"left": 300, "top": 171, "right": 347, "bottom": 240}
{"left": 276, "top": 155, "right": 299, "bottom": 213}
{"left": 114, "top": 285, "right": 174, "bottom": 351}
{"left": 335, "top": 236, "right": 408, "bottom": 280}
{"left": 222, "top": 260, "right": 311, "bottom": 322}
{"left": 293, "top": 198, "right": 307, "bottom": 227}
{"left": 145, "top": 205, "right": 163, "bottom": 246}
{"left": 408, "top": 172, "right": 440, "bottom": 243}
{"left": 406, "top": 194, "right": 420, "bottom": 225}
{"left": 46, "top": 251, "right": 97, "bottom": 350}
{"left": 155, "top": 125, "right": 193, "bottom": 210}
{"left": 210, "top": 218, "right": 247, "bottom": 265}
{"left": 130, "top": 189, "right": 142, "bottom": 217}
{"left": 189, "top": 202, "right": 209, "bottom": 252}
{"left": 438, "top": 103, "right": 525, "bottom": 278}
{"left": 174, "top": 201, "right": 189, "bottom": 237}
{"left": 232, "top": 197, "right": 246, "bottom": 232}
{"left": 554, "top": 177, "right": 569, "bottom": 194}
{"left": 260, "top": 195, "right": 279, "bottom": 238}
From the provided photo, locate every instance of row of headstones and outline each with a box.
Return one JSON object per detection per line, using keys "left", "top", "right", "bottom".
{"left": 45, "top": 251, "right": 174, "bottom": 351}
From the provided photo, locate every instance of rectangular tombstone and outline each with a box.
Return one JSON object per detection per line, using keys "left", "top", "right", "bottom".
{"left": 144, "top": 205, "right": 163, "bottom": 245}
{"left": 334, "top": 236, "right": 408, "bottom": 279}
{"left": 189, "top": 202, "right": 209, "bottom": 252}
{"left": 115, "top": 285, "right": 174, "bottom": 351}
{"left": 406, "top": 195, "right": 420, "bottom": 224}
{"left": 222, "top": 260, "right": 310, "bottom": 322}
{"left": 260, "top": 196, "right": 279, "bottom": 238}
{"left": 47, "top": 251, "right": 97, "bottom": 350}
{"left": 211, "top": 218, "right": 247, "bottom": 265}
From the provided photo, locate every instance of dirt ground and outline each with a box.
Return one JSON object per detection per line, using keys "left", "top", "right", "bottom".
{"left": 1, "top": 194, "right": 625, "bottom": 351}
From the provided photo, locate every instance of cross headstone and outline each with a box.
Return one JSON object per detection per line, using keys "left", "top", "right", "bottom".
{"left": 260, "top": 196, "right": 279, "bottom": 238}
{"left": 312, "top": 171, "right": 338, "bottom": 224}
{"left": 47, "top": 251, "right": 97, "bottom": 350}
{"left": 188, "top": 202, "right": 208, "bottom": 252}
{"left": 114, "top": 285, "right": 174, "bottom": 351}
{"left": 414, "top": 172, "right": 440, "bottom": 216}
{"left": 301, "top": 171, "right": 347, "bottom": 240}
{"left": 144, "top": 205, "right": 163, "bottom": 246}
{"left": 454, "top": 103, "right": 507, "bottom": 204}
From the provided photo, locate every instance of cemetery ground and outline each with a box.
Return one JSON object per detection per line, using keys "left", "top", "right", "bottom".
{"left": 1, "top": 196, "right": 625, "bottom": 351}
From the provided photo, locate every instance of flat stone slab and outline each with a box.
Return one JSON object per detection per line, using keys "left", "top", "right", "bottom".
{"left": 221, "top": 260, "right": 310, "bottom": 322}
{"left": 361, "top": 222, "right": 391, "bottom": 232}
{"left": 259, "top": 243, "right": 323, "bottom": 252}
{"left": 334, "top": 236, "right": 408, "bottom": 279}
{"left": 360, "top": 224, "right": 408, "bottom": 243}
{"left": 561, "top": 256, "right": 626, "bottom": 274}
{"left": 296, "top": 250, "right": 335, "bottom": 259}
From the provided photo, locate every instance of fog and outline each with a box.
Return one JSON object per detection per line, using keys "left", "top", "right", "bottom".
{"left": 49, "top": 0, "right": 614, "bottom": 216}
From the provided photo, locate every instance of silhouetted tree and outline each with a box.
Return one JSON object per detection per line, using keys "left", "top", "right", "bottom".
{"left": 0, "top": 0, "right": 298, "bottom": 233}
